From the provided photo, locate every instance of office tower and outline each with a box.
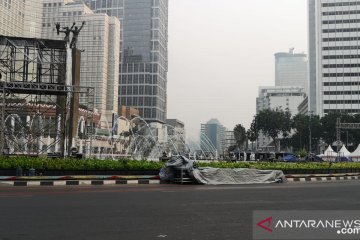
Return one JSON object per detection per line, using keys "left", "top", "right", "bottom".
{"left": 166, "top": 119, "right": 185, "bottom": 153}
{"left": 308, "top": 0, "right": 317, "bottom": 113}
{"left": 223, "top": 130, "right": 236, "bottom": 153}
{"left": 309, "top": 0, "right": 360, "bottom": 116}
{"left": 23, "top": 0, "right": 43, "bottom": 38}
{"left": 201, "top": 119, "right": 226, "bottom": 155}
{"left": 256, "top": 86, "right": 306, "bottom": 114}
{"left": 0, "top": 0, "right": 42, "bottom": 38}
{"left": 275, "top": 49, "right": 308, "bottom": 92}
{"left": 88, "top": 0, "right": 168, "bottom": 123}
{"left": 256, "top": 86, "right": 306, "bottom": 150}
{"left": 41, "top": 0, "right": 120, "bottom": 117}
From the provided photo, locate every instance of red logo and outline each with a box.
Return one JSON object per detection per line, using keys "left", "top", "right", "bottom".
{"left": 257, "top": 217, "right": 273, "bottom": 233}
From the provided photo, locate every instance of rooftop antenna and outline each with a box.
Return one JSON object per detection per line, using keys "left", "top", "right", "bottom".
{"left": 289, "top": 47, "right": 295, "bottom": 54}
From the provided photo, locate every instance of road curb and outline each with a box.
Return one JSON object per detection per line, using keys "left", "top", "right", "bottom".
{"left": 0, "top": 179, "right": 161, "bottom": 187}
{"left": 2, "top": 173, "right": 359, "bottom": 186}
{"left": 0, "top": 175, "right": 160, "bottom": 181}
{"left": 0, "top": 175, "right": 166, "bottom": 187}
{"left": 286, "top": 173, "right": 360, "bottom": 182}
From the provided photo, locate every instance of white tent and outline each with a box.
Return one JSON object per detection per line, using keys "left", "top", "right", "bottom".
{"left": 339, "top": 145, "right": 351, "bottom": 157}
{"left": 350, "top": 144, "right": 360, "bottom": 162}
{"left": 323, "top": 145, "right": 337, "bottom": 162}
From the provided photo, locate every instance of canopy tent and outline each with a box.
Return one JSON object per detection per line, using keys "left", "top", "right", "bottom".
{"left": 322, "top": 145, "right": 337, "bottom": 162}
{"left": 338, "top": 145, "right": 352, "bottom": 161}
{"left": 350, "top": 144, "right": 360, "bottom": 162}
{"left": 339, "top": 145, "right": 351, "bottom": 157}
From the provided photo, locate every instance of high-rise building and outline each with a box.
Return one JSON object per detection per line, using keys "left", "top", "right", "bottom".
{"left": 256, "top": 86, "right": 306, "bottom": 114}
{"left": 0, "top": 0, "right": 42, "bottom": 38}
{"left": 88, "top": 0, "right": 168, "bottom": 123}
{"left": 223, "top": 130, "right": 236, "bottom": 153}
{"left": 41, "top": 0, "right": 120, "bottom": 118}
{"left": 275, "top": 49, "right": 308, "bottom": 91}
{"left": 256, "top": 86, "right": 306, "bottom": 150}
{"left": 200, "top": 119, "right": 226, "bottom": 156}
{"left": 166, "top": 119, "right": 185, "bottom": 153}
{"left": 23, "top": 0, "right": 43, "bottom": 38}
{"left": 308, "top": 0, "right": 317, "bottom": 114}
{"left": 309, "top": 0, "right": 360, "bottom": 116}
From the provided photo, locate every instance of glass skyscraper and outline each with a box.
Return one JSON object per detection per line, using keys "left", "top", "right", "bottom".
{"left": 87, "top": 0, "right": 168, "bottom": 123}
{"left": 200, "top": 119, "right": 226, "bottom": 156}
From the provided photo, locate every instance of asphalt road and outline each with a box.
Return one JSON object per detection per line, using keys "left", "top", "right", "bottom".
{"left": 0, "top": 181, "right": 359, "bottom": 240}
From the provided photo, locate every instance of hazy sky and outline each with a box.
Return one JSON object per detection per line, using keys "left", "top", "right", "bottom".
{"left": 167, "top": 0, "right": 307, "bottom": 140}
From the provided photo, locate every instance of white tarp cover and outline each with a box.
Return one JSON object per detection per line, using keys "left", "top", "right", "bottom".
{"left": 159, "top": 155, "right": 195, "bottom": 181}
{"left": 191, "top": 167, "right": 286, "bottom": 185}
{"left": 339, "top": 145, "right": 351, "bottom": 157}
{"left": 159, "top": 156, "right": 286, "bottom": 185}
{"left": 350, "top": 144, "right": 360, "bottom": 162}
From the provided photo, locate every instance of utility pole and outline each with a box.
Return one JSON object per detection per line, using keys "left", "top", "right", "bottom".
{"left": 336, "top": 118, "right": 341, "bottom": 154}
{"left": 308, "top": 111, "right": 313, "bottom": 154}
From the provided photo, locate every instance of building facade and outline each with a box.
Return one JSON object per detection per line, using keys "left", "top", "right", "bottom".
{"left": 200, "top": 119, "right": 226, "bottom": 157}
{"left": 309, "top": 0, "right": 360, "bottom": 116}
{"left": 166, "top": 119, "right": 185, "bottom": 154}
{"left": 223, "top": 130, "right": 236, "bottom": 153}
{"left": 23, "top": 0, "right": 43, "bottom": 38}
{"left": 308, "top": 0, "right": 317, "bottom": 114}
{"left": 87, "top": 0, "right": 168, "bottom": 123}
{"left": 0, "top": 0, "right": 42, "bottom": 38}
{"left": 256, "top": 86, "right": 306, "bottom": 150}
{"left": 275, "top": 49, "right": 308, "bottom": 92}
{"left": 41, "top": 0, "right": 120, "bottom": 119}
{"left": 257, "top": 86, "right": 307, "bottom": 114}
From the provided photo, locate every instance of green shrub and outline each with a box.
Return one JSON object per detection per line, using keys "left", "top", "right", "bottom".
{"left": 197, "top": 161, "right": 360, "bottom": 171}
{"left": 295, "top": 149, "right": 307, "bottom": 158}
{"left": 1, "top": 156, "right": 360, "bottom": 171}
{"left": 0, "top": 156, "right": 163, "bottom": 170}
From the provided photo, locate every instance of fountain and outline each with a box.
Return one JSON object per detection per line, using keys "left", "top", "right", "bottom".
{"left": 1, "top": 110, "right": 218, "bottom": 161}
{"left": 87, "top": 115, "right": 218, "bottom": 161}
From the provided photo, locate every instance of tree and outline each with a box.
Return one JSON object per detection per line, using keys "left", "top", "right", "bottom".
{"left": 321, "top": 112, "right": 358, "bottom": 147}
{"left": 291, "top": 113, "right": 309, "bottom": 150}
{"left": 246, "top": 118, "right": 258, "bottom": 151}
{"left": 227, "top": 145, "right": 237, "bottom": 153}
{"left": 320, "top": 112, "right": 350, "bottom": 145}
{"left": 233, "top": 124, "right": 247, "bottom": 150}
{"left": 290, "top": 113, "right": 321, "bottom": 152}
{"left": 309, "top": 114, "right": 322, "bottom": 152}
{"left": 255, "top": 108, "right": 291, "bottom": 151}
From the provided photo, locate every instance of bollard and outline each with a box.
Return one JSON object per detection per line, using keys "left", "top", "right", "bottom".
{"left": 16, "top": 167, "right": 22, "bottom": 176}
{"left": 29, "top": 168, "right": 36, "bottom": 176}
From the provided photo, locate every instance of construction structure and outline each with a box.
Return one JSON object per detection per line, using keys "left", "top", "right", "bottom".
{"left": 0, "top": 35, "right": 95, "bottom": 157}
{"left": 336, "top": 118, "right": 360, "bottom": 154}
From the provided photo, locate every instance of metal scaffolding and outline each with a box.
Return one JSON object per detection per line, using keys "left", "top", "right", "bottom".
{"left": 336, "top": 118, "right": 360, "bottom": 153}
{"left": 0, "top": 35, "right": 94, "bottom": 157}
